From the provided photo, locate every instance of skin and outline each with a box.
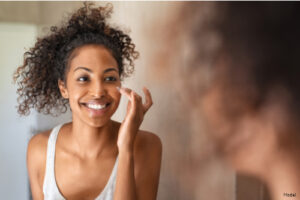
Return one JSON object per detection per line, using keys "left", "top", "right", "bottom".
{"left": 27, "top": 44, "right": 162, "bottom": 200}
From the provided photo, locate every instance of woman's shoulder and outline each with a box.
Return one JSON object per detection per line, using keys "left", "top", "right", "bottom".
{"left": 133, "top": 130, "right": 162, "bottom": 180}
{"left": 27, "top": 129, "right": 52, "bottom": 172}
{"left": 28, "top": 130, "right": 52, "bottom": 153}
{"left": 134, "top": 130, "right": 162, "bottom": 162}
{"left": 112, "top": 120, "right": 162, "bottom": 150}
{"left": 113, "top": 120, "right": 162, "bottom": 157}
{"left": 135, "top": 130, "right": 162, "bottom": 151}
{"left": 28, "top": 123, "right": 66, "bottom": 152}
{"left": 27, "top": 128, "right": 54, "bottom": 190}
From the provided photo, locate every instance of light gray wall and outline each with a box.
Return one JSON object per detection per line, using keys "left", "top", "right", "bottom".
{"left": 0, "top": 22, "right": 36, "bottom": 200}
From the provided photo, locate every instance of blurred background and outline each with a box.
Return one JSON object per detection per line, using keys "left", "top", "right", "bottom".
{"left": 0, "top": 2, "right": 269, "bottom": 200}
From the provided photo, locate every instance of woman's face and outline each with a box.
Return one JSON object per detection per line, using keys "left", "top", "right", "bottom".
{"left": 59, "top": 44, "right": 121, "bottom": 127}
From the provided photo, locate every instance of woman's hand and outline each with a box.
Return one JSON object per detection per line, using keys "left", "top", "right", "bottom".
{"left": 117, "top": 87, "right": 153, "bottom": 153}
{"left": 114, "top": 87, "right": 160, "bottom": 200}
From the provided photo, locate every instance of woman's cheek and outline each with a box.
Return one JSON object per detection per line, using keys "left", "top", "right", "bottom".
{"left": 112, "top": 83, "right": 121, "bottom": 100}
{"left": 114, "top": 90, "right": 121, "bottom": 105}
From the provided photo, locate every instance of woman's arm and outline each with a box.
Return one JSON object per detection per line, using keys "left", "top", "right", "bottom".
{"left": 134, "top": 131, "right": 162, "bottom": 200}
{"left": 114, "top": 87, "right": 161, "bottom": 200}
{"left": 114, "top": 146, "right": 137, "bottom": 200}
{"left": 115, "top": 131, "right": 162, "bottom": 200}
{"left": 27, "top": 133, "right": 48, "bottom": 200}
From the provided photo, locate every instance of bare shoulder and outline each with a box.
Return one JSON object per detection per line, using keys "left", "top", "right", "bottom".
{"left": 134, "top": 130, "right": 162, "bottom": 159}
{"left": 27, "top": 130, "right": 51, "bottom": 158}
{"left": 112, "top": 120, "right": 162, "bottom": 153}
{"left": 27, "top": 129, "right": 51, "bottom": 178}
{"left": 136, "top": 130, "right": 162, "bottom": 148}
{"left": 27, "top": 129, "right": 52, "bottom": 199}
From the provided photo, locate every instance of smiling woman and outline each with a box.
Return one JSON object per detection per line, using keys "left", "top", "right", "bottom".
{"left": 13, "top": 3, "right": 162, "bottom": 200}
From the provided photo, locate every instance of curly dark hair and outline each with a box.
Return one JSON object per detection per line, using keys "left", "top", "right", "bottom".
{"left": 179, "top": 2, "right": 300, "bottom": 120}
{"left": 13, "top": 2, "right": 139, "bottom": 116}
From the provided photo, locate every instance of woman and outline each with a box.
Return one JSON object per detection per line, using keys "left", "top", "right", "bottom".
{"left": 14, "top": 3, "right": 162, "bottom": 200}
{"left": 160, "top": 2, "right": 300, "bottom": 200}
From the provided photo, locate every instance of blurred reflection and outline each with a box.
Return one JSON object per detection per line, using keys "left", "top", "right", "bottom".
{"left": 156, "top": 2, "right": 300, "bottom": 200}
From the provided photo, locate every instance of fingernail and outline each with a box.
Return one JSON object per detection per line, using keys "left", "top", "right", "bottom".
{"left": 116, "top": 86, "right": 120, "bottom": 91}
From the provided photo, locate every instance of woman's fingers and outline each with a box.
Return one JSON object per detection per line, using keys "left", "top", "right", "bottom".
{"left": 118, "top": 87, "right": 141, "bottom": 103}
{"left": 119, "top": 87, "right": 132, "bottom": 100}
{"left": 118, "top": 86, "right": 152, "bottom": 114}
{"left": 142, "top": 87, "right": 153, "bottom": 113}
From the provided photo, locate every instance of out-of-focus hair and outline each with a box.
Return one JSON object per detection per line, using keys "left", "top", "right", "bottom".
{"left": 179, "top": 2, "right": 300, "bottom": 120}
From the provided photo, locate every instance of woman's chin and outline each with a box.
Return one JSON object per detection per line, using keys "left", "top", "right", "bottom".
{"left": 86, "top": 117, "right": 113, "bottom": 128}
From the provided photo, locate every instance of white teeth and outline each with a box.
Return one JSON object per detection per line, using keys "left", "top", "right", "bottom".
{"left": 86, "top": 103, "right": 107, "bottom": 110}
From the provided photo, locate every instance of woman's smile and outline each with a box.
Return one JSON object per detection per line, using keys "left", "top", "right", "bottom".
{"left": 81, "top": 99, "right": 112, "bottom": 117}
{"left": 84, "top": 102, "right": 109, "bottom": 110}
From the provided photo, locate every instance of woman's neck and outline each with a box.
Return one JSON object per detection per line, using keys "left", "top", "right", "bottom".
{"left": 68, "top": 118, "right": 118, "bottom": 160}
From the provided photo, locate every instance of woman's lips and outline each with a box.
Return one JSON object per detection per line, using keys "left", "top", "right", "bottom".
{"left": 81, "top": 102, "right": 111, "bottom": 117}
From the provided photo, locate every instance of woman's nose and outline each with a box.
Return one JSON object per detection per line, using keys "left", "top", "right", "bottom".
{"left": 89, "top": 81, "right": 106, "bottom": 98}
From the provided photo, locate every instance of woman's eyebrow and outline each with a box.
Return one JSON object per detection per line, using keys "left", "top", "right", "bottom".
{"left": 103, "top": 68, "right": 119, "bottom": 73}
{"left": 73, "top": 66, "right": 118, "bottom": 73}
{"left": 74, "top": 66, "right": 92, "bottom": 73}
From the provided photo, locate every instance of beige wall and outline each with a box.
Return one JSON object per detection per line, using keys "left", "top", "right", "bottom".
{"left": 0, "top": 2, "right": 267, "bottom": 200}
{"left": 0, "top": 2, "right": 40, "bottom": 24}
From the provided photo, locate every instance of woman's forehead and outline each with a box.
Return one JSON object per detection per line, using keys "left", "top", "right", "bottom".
{"left": 69, "top": 45, "right": 118, "bottom": 70}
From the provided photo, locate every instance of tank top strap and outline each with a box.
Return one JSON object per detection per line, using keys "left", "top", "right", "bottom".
{"left": 43, "top": 123, "right": 65, "bottom": 199}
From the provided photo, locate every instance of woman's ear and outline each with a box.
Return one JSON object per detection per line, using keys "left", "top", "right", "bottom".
{"left": 58, "top": 79, "right": 69, "bottom": 99}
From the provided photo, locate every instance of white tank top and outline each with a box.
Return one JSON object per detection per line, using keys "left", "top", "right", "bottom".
{"left": 43, "top": 124, "right": 119, "bottom": 200}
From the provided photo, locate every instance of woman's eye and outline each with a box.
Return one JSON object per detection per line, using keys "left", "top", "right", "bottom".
{"left": 104, "top": 76, "right": 117, "bottom": 82}
{"left": 77, "top": 76, "right": 89, "bottom": 82}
